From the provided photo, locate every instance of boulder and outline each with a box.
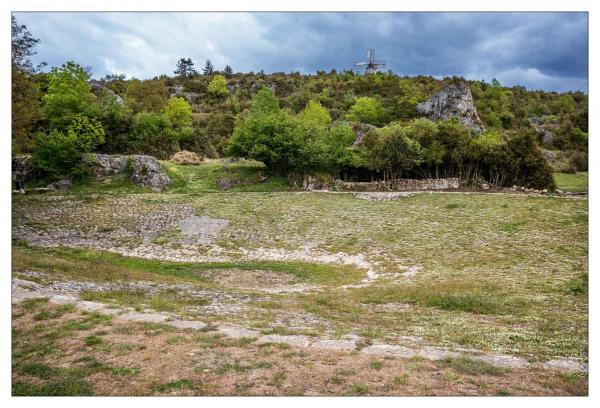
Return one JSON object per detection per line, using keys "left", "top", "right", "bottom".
{"left": 89, "top": 80, "right": 124, "bottom": 105}
{"left": 84, "top": 154, "right": 171, "bottom": 191}
{"left": 529, "top": 116, "right": 559, "bottom": 147}
{"left": 47, "top": 179, "right": 73, "bottom": 190}
{"left": 416, "top": 81, "right": 485, "bottom": 133}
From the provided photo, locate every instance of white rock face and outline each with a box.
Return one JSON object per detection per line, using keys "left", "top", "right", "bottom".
{"left": 217, "top": 325, "right": 260, "bottom": 339}
{"left": 416, "top": 81, "right": 485, "bottom": 133}
{"left": 84, "top": 154, "right": 171, "bottom": 192}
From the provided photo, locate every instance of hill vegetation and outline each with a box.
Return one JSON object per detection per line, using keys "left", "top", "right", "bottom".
{"left": 12, "top": 17, "right": 587, "bottom": 190}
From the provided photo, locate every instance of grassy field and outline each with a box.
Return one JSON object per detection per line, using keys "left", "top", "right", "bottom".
{"left": 11, "top": 161, "right": 588, "bottom": 395}
{"left": 553, "top": 172, "right": 588, "bottom": 193}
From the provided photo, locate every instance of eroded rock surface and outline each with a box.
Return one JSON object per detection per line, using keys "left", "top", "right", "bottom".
{"left": 417, "top": 81, "right": 484, "bottom": 133}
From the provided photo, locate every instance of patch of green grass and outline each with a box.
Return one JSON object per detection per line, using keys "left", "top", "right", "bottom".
{"left": 79, "top": 289, "right": 209, "bottom": 313}
{"left": 360, "top": 327, "right": 385, "bottom": 339}
{"left": 350, "top": 383, "right": 370, "bottom": 395}
{"left": 166, "top": 335, "right": 186, "bottom": 345}
{"left": 13, "top": 379, "right": 93, "bottom": 396}
{"left": 13, "top": 357, "right": 108, "bottom": 396}
{"left": 502, "top": 221, "right": 525, "bottom": 233}
{"left": 112, "top": 366, "right": 140, "bottom": 376}
{"left": 163, "top": 159, "right": 292, "bottom": 194}
{"left": 553, "top": 172, "right": 588, "bottom": 193}
{"left": 215, "top": 360, "right": 253, "bottom": 375}
{"left": 269, "top": 370, "right": 287, "bottom": 387}
{"left": 439, "top": 357, "right": 509, "bottom": 376}
{"left": 21, "top": 297, "right": 49, "bottom": 309}
{"left": 19, "top": 363, "right": 60, "bottom": 379}
{"left": 13, "top": 245, "right": 365, "bottom": 286}
{"left": 567, "top": 273, "right": 588, "bottom": 295}
{"left": 356, "top": 282, "right": 507, "bottom": 315}
{"left": 369, "top": 360, "right": 384, "bottom": 370}
{"left": 33, "top": 304, "right": 76, "bottom": 321}
{"left": 61, "top": 311, "right": 112, "bottom": 331}
{"left": 393, "top": 373, "right": 410, "bottom": 386}
{"left": 153, "top": 379, "right": 197, "bottom": 393}
{"left": 84, "top": 335, "right": 103, "bottom": 346}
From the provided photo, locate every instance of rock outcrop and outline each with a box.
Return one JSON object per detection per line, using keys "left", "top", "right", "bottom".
{"left": 416, "top": 82, "right": 484, "bottom": 133}
{"left": 84, "top": 154, "right": 171, "bottom": 191}
{"left": 89, "top": 80, "right": 124, "bottom": 105}
{"left": 331, "top": 121, "right": 378, "bottom": 147}
{"left": 529, "top": 116, "right": 559, "bottom": 147}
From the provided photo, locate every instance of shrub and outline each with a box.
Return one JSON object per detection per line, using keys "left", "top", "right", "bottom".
{"left": 163, "top": 97, "right": 192, "bottom": 128}
{"left": 226, "top": 87, "right": 310, "bottom": 175}
{"left": 208, "top": 74, "right": 229, "bottom": 98}
{"left": 169, "top": 150, "right": 203, "bottom": 165}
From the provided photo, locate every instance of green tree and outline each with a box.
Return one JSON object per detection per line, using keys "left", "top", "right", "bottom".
{"left": 11, "top": 15, "right": 41, "bottom": 73}
{"left": 66, "top": 114, "right": 105, "bottom": 152}
{"left": 87, "top": 90, "right": 132, "bottom": 153}
{"left": 174, "top": 58, "right": 197, "bottom": 78}
{"left": 298, "top": 100, "right": 331, "bottom": 131}
{"left": 226, "top": 87, "right": 309, "bottom": 174}
{"left": 124, "top": 79, "right": 168, "bottom": 113}
{"left": 163, "top": 97, "right": 192, "bottom": 128}
{"left": 346, "top": 97, "right": 388, "bottom": 126}
{"left": 42, "top": 61, "right": 95, "bottom": 129}
{"left": 364, "top": 123, "right": 422, "bottom": 179}
{"left": 223, "top": 65, "right": 233, "bottom": 76}
{"left": 32, "top": 114, "right": 105, "bottom": 179}
{"left": 208, "top": 74, "right": 229, "bottom": 98}
{"left": 32, "top": 129, "right": 78, "bottom": 177}
{"left": 11, "top": 17, "right": 43, "bottom": 152}
{"left": 203, "top": 59, "right": 214, "bottom": 75}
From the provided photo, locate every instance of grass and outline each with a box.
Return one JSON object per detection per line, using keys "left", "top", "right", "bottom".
{"left": 12, "top": 189, "right": 588, "bottom": 363}
{"left": 13, "top": 244, "right": 365, "bottom": 286}
{"left": 553, "top": 172, "right": 588, "bottom": 193}
{"left": 84, "top": 335, "right": 103, "bottom": 346}
{"left": 153, "top": 379, "right": 198, "bottom": 393}
{"left": 12, "top": 357, "right": 108, "bottom": 396}
{"left": 164, "top": 159, "right": 292, "bottom": 194}
{"left": 439, "top": 357, "right": 509, "bottom": 376}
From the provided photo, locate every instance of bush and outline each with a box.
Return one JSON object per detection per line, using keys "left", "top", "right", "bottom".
{"left": 226, "top": 87, "right": 310, "bottom": 174}
{"left": 32, "top": 129, "right": 78, "bottom": 178}
{"left": 163, "top": 97, "right": 192, "bottom": 128}
{"left": 208, "top": 74, "right": 229, "bottom": 98}
{"left": 169, "top": 150, "right": 203, "bottom": 165}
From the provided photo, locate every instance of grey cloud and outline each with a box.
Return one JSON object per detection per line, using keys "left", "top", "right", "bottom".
{"left": 13, "top": 12, "right": 587, "bottom": 92}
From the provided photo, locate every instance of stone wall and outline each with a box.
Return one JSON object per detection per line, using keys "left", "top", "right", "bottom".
{"left": 330, "top": 178, "right": 460, "bottom": 192}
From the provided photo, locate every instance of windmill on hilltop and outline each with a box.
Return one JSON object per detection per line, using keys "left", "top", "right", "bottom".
{"left": 354, "top": 48, "right": 386, "bottom": 74}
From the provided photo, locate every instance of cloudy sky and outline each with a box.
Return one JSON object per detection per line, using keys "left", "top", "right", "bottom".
{"left": 14, "top": 12, "right": 588, "bottom": 92}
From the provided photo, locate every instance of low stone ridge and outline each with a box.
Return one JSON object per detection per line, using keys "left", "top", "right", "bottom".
{"left": 12, "top": 279, "right": 588, "bottom": 374}
{"left": 332, "top": 178, "right": 460, "bottom": 192}
{"left": 416, "top": 81, "right": 485, "bottom": 133}
{"left": 257, "top": 334, "right": 311, "bottom": 348}
{"left": 84, "top": 153, "right": 171, "bottom": 191}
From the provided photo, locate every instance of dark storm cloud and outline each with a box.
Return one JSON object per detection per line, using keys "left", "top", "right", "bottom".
{"left": 13, "top": 12, "right": 588, "bottom": 92}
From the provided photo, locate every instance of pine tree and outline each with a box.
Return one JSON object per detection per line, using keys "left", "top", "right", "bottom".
{"left": 223, "top": 65, "right": 233, "bottom": 76}
{"left": 174, "top": 58, "right": 196, "bottom": 78}
{"left": 12, "top": 16, "right": 41, "bottom": 73}
{"left": 203, "top": 59, "right": 214, "bottom": 75}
